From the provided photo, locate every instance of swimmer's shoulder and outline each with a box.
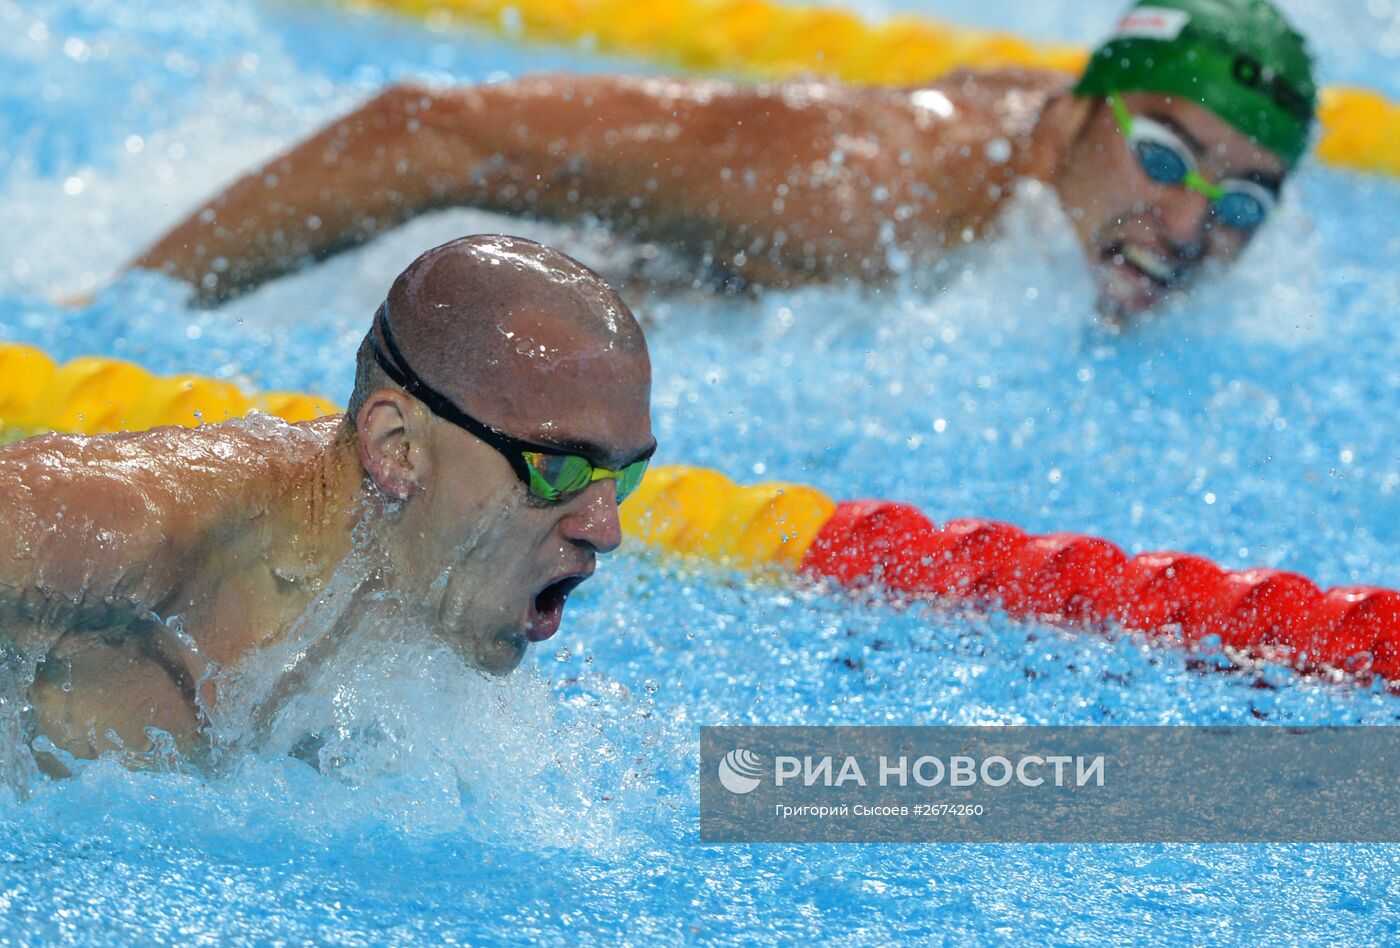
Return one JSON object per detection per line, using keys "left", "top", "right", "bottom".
{"left": 118, "top": 413, "right": 344, "bottom": 534}
{"left": 0, "top": 413, "right": 337, "bottom": 498}
{"left": 0, "top": 415, "right": 342, "bottom": 611}
{"left": 0, "top": 430, "right": 194, "bottom": 613}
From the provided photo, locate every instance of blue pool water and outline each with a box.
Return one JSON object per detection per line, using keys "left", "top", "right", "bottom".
{"left": 3, "top": 0, "right": 1400, "bottom": 942}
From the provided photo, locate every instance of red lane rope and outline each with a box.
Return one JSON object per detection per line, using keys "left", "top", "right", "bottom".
{"left": 800, "top": 500, "right": 1400, "bottom": 686}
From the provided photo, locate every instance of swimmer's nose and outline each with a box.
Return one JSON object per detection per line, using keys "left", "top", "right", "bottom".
{"left": 1154, "top": 187, "right": 1212, "bottom": 262}
{"left": 559, "top": 480, "right": 623, "bottom": 554}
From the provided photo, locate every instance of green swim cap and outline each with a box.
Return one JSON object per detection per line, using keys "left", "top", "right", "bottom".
{"left": 1073, "top": 0, "right": 1317, "bottom": 167}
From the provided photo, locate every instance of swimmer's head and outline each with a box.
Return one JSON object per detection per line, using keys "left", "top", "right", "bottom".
{"left": 345, "top": 235, "right": 654, "bottom": 675}
{"left": 1051, "top": 0, "right": 1317, "bottom": 317}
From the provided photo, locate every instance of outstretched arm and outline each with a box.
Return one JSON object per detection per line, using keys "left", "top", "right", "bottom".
{"left": 128, "top": 73, "right": 1036, "bottom": 303}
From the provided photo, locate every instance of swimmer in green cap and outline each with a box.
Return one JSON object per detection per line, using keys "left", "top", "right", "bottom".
{"left": 126, "top": 0, "right": 1316, "bottom": 319}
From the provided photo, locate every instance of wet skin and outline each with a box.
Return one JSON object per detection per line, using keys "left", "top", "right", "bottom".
{"left": 128, "top": 71, "right": 1291, "bottom": 318}
{"left": 130, "top": 70, "right": 1066, "bottom": 301}
{"left": 1, "top": 239, "right": 654, "bottom": 772}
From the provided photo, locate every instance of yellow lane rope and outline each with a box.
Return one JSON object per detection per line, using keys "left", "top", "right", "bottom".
{"left": 341, "top": 0, "right": 1400, "bottom": 177}
{"left": 0, "top": 343, "right": 338, "bottom": 441}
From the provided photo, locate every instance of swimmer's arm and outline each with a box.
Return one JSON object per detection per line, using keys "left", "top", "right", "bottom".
{"left": 129, "top": 76, "right": 843, "bottom": 301}
{"left": 128, "top": 71, "right": 1061, "bottom": 303}
{"left": 128, "top": 75, "right": 953, "bottom": 301}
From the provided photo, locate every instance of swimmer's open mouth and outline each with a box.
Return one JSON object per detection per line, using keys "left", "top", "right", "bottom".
{"left": 1104, "top": 242, "right": 1181, "bottom": 289}
{"left": 525, "top": 572, "right": 590, "bottom": 642}
{"left": 1094, "top": 241, "right": 1192, "bottom": 317}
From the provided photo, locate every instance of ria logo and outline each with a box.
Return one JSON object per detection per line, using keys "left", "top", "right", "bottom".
{"left": 718, "top": 749, "right": 765, "bottom": 794}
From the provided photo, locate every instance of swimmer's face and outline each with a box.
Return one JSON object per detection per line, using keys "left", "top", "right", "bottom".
{"left": 394, "top": 309, "right": 653, "bottom": 676}
{"left": 1055, "top": 93, "right": 1288, "bottom": 318}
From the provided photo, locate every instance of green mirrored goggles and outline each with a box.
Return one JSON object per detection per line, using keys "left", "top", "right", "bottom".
{"left": 523, "top": 452, "right": 650, "bottom": 503}
{"left": 1107, "top": 93, "right": 1277, "bottom": 232}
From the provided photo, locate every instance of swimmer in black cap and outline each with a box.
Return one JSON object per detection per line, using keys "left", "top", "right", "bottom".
{"left": 2, "top": 235, "right": 654, "bottom": 775}
{"left": 127, "top": 0, "right": 1316, "bottom": 319}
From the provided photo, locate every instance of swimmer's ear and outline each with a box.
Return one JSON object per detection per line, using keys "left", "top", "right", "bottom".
{"left": 1034, "top": 93, "right": 1099, "bottom": 178}
{"left": 356, "top": 390, "right": 429, "bottom": 500}
{"left": 1061, "top": 94, "right": 1099, "bottom": 142}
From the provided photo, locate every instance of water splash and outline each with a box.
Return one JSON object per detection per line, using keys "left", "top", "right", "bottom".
{"left": 198, "top": 498, "right": 644, "bottom": 852}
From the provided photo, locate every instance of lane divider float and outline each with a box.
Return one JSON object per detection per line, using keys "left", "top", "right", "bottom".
{"left": 5, "top": 341, "right": 1396, "bottom": 687}
{"left": 343, "top": 0, "right": 1400, "bottom": 178}
{"left": 623, "top": 468, "right": 1400, "bottom": 688}
{"left": 0, "top": 342, "right": 337, "bottom": 441}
